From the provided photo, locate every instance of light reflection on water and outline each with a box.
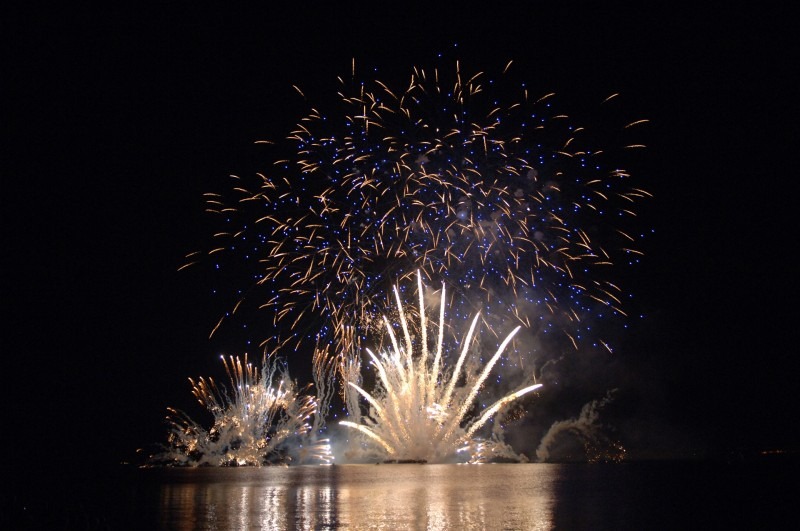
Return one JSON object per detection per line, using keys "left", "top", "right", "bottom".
{"left": 10, "top": 460, "right": 794, "bottom": 529}
{"left": 157, "top": 464, "right": 556, "bottom": 530}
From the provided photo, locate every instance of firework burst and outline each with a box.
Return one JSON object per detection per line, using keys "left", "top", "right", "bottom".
{"left": 151, "top": 354, "right": 331, "bottom": 466}
{"left": 187, "top": 57, "right": 650, "bottom": 367}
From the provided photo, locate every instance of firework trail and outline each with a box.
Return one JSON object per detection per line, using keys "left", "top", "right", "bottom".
{"left": 150, "top": 354, "right": 332, "bottom": 466}
{"left": 339, "top": 271, "right": 542, "bottom": 463}
{"left": 186, "top": 57, "right": 650, "bottom": 370}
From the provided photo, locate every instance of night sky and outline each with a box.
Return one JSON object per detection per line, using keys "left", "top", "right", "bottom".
{"left": 5, "top": 4, "right": 797, "bottom": 471}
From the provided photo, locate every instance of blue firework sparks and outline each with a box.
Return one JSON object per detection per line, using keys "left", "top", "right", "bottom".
{"left": 185, "top": 58, "right": 651, "bottom": 365}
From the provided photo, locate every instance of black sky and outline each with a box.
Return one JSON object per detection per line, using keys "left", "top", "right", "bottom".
{"left": 4, "top": 3, "right": 797, "bottom": 469}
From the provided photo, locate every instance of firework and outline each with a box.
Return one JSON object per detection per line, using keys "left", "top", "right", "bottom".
{"left": 535, "top": 390, "right": 625, "bottom": 463}
{"left": 339, "top": 271, "right": 542, "bottom": 463}
{"left": 188, "top": 57, "right": 649, "bottom": 373}
{"left": 151, "top": 354, "right": 332, "bottom": 466}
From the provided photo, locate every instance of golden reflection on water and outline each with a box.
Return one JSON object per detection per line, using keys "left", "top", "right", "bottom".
{"left": 158, "top": 463, "right": 557, "bottom": 530}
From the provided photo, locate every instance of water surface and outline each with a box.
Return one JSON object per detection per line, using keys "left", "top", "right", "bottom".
{"left": 8, "top": 460, "right": 796, "bottom": 529}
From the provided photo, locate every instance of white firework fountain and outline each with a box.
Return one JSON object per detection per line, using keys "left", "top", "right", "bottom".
{"left": 340, "top": 271, "right": 542, "bottom": 463}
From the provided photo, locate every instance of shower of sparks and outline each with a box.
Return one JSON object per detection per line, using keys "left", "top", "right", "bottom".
{"left": 187, "top": 57, "right": 650, "bottom": 379}
{"left": 150, "top": 354, "right": 332, "bottom": 466}
{"left": 339, "top": 271, "right": 542, "bottom": 463}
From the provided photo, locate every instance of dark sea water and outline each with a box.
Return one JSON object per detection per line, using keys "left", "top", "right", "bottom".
{"left": 6, "top": 459, "right": 797, "bottom": 530}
